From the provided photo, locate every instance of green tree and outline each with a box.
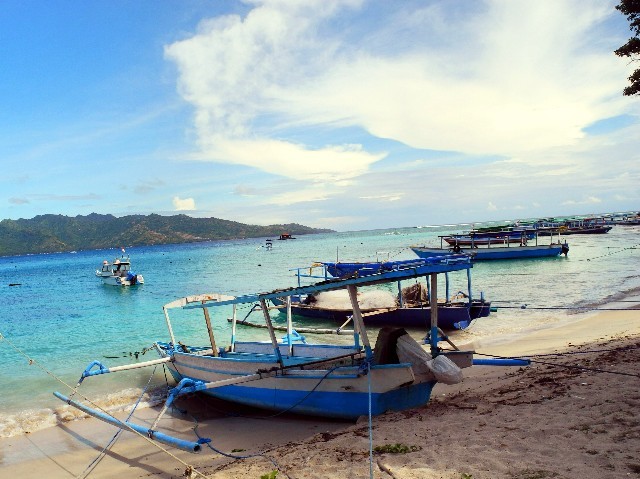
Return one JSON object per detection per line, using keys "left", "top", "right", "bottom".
{"left": 615, "top": 0, "right": 640, "bottom": 95}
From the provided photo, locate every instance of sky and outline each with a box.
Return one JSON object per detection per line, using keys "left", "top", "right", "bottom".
{"left": 1, "top": 0, "right": 638, "bottom": 231}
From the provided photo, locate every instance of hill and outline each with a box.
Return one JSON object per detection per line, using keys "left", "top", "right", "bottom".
{"left": 0, "top": 213, "right": 333, "bottom": 256}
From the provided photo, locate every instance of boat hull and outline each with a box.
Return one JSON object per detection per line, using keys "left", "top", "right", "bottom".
{"left": 96, "top": 273, "right": 144, "bottom": 286}
{"left": 165, "top": 350, "right": 434, "bottom": 419}
{"left": 411, "top": 244, "right": 566, "bottom": 261}
{"left": 272, "top": 297, "right": 490, "bottom": 330}
{"left": 537, "top": 225, "right": 612, "bottom": 235}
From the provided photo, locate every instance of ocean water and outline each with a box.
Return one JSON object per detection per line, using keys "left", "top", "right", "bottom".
{"left": 1, "top": 224, "right": 639, "bottom": 437}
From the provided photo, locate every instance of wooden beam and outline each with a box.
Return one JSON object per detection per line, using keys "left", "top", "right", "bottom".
{"left": 202, "top": 306, "right": 218, "bottom": 357}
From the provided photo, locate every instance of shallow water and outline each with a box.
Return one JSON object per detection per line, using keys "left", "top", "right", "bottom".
{"left": 1, "top": 223, "right": 638, "bottom": 436}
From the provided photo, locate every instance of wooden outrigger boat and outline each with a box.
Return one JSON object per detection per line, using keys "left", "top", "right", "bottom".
{"left": 268, "top": 257, "right": 491, "bottom": 330}
{"left": 55, "top": 257, "right": 523, "bottom": 453}
{"left": 412, "top": 230, "right": 569, "bottom": 261}
{"left": 443, "top": 230, "right": 534, "bottom": 246}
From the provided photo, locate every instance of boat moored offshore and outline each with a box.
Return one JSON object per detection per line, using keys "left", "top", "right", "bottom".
{"left": 96, "top": 250, "right": 144, "bottom": 286}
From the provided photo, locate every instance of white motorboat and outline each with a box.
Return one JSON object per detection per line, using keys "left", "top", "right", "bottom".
{"left": 96, "top": 251, "right": 144, "bottom": 286}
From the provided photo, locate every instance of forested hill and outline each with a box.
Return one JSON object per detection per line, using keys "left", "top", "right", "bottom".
{"left": 0, "top": 213, "right": 334, "bottom": 256}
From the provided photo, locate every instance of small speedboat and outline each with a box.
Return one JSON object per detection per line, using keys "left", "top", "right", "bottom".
{"left": 96, "top": 251, "right": 144, "bottom": 286}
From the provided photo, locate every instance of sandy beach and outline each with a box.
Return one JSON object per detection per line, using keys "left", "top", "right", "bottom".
{"left": 1, "top": 306, "right": 638, "bottom": 479}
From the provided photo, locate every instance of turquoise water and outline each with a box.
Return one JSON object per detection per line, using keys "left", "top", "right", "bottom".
{"left": 1, "top": 224, "right": 639, "bottom": 436}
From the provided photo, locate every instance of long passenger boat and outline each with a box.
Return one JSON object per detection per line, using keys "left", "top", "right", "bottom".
{"left": 411, "top": 231, "right": 569, "bottom": 261}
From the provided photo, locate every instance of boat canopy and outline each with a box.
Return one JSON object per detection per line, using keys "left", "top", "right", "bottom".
{"left": 171, "top": 255, "right": 472, "bottom": 312}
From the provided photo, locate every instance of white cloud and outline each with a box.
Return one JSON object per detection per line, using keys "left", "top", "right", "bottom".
{"left": 169, "top": 0, "right": 627, "bottom": 154}
{"left": 562, "top": 196, "right": 602, "bottom": 206}
{"left": 165, "top": 0, "right": 382, "bottom": 184}
{"left": 197, "top": 137, "right": 384, "bottom": 182}
{"left": 173, "top": 196, "right": 196, "bottom": 210}
{"left": 163, "top": 0, "right": 638, "bottom": 221}
{"left": 267, "top": 186, "right": 330, "bottom": 206}
{"left": 359, "top": 194, "right": 403, "bottom": 202}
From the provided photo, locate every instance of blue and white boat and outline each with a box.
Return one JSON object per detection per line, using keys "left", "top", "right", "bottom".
{"left": 268, "top": 257, "right": 490, "bottom": 330}
{"left": 95, "top": 250, "right": 144, "bottom": 286}
{"left": 55, "top": 258, "right": 500, "bottom": 453}
{"left": 412, "top": 233, "right": 569, "bottom": 261}
{"left": 443, "top": 230, "right": 534, "bottom": 246}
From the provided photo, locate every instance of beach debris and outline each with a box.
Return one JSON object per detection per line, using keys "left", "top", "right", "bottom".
{"left": 373, "top": 443, "right": 421, "bottom": 454}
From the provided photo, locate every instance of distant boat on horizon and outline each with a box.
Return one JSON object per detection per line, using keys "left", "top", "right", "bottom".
{"left": 278, "top": 233, "right": 296, "bottom": 240}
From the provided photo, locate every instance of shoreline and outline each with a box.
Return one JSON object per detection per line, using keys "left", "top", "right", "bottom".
{"left": 1, "top": 305, "right": 638, "bottom": 478}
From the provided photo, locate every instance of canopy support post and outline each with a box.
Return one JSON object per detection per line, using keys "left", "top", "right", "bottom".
{"left": 429, "top": 273, "right": 439, "bottom": 357}
{"left": 286, "top": 296, "right": 293, "bottom": 355}
{"left": 260, "top": 299, "right": 284, "bottom": 368}
{"left": 203, "top": 305, "right": 218, "bottom": 357}
{"left": 347, "top": 285, "right": 371, "bottom": 358}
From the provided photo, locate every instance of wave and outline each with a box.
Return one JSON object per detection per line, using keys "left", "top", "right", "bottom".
{"left": 0, "top": 385, "right": 168, "bottom": 438}
{"left": 568, "top": 284, "right": 640, "bottom": 313}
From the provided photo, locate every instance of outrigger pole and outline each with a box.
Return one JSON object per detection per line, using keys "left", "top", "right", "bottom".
{"left": 53, "top": 392, "right": 205, "bottom": 453}
{"left": 56, "top": 348, "right": 367, "bottom": 453}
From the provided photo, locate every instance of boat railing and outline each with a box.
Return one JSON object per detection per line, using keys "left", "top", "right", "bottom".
{"left": 290, "top": 264, "right": 332, "bottom": 286}
{"left": 289, "top": 255, "right": 471, "bottom": 287}
{"left": 439, "top": 226, "right": 567, "bottom": 249}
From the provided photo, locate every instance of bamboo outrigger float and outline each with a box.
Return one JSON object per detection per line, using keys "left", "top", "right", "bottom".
{"left": 54, "top": 255, "right": 528, "bottom": 453}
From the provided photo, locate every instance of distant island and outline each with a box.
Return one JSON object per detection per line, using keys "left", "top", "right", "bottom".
{"left": 0, "top": 213, "right": 334, "bottom": 257}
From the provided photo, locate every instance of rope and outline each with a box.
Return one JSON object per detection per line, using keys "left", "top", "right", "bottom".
{"left": 474, "top": 352, "right": 640, "bottom": 378}
{"left": 77, "top": 365, "right": 159, "bottom": 479}
{"left": 211, "top": 365, "right": 342, "bottom": 421}
{"left": 367, "top": 359, "right": 374, "bottom": 479}
{"left": 579, "top": 243, "right": 640, "bottom": 261}
{"left": 490, "top": 300, "right": 640, "bottom": 304}
{"left": 526, "top": 345, "right": 640, "bottom": 358}
{"left": 178, "top": 366, "right": 346, "bottom": 478}
{"left": 0, "top": 332, "right": 208, "bottom": 478}
{"left": 261, "top": 366, "right": 340, "bottom": 418}
{"left": 495, "top": 305, "right": 639, "bottom": 311}
{"left": 103, "top": 344, "right": 155, "bottom": 359}
{"left": 190, "top": 415, "right": 292, "bottom": 479}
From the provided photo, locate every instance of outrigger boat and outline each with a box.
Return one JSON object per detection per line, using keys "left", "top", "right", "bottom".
{"left": 412, "top": 230, "right": 569, "bottom": 261}
{"left": 96, "top": 250, "right": 144, "bottom": 286}
{"left": 321, "top": 258, "right": 430, "bottom": 278}
{"left": 267, "top": 257, "right": 490, "bottom": 330}
{"left": 443, "top": 230, "right": 534, "bottom": 246}
{"left": 55, "top": 257, "right": 523, "bottom": 453}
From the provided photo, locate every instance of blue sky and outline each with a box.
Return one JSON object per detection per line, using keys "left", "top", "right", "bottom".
{"left": 1, "top": 0, "right": 638, "bottom": 231}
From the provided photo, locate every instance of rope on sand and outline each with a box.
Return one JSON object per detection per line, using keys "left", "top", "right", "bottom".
{"left": 494, "top": 305, "right": 640, "bottom": 311}
{"left": 492, "top": 300, "right": 640, "bottom": 303}
{"left": 189, "top": 415, "right": 293, "bottom": 479}
{"left": 474, "top": 350, "right": 640, "bottom": 379}
{"left": 182, "top": 367, "right": 345, "bottom": 478}
{"left": 0, "top": 331, "right": 209, "bottom": 479}
{"left": 527, "top": 345, "right": 640, "bottom": 358}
